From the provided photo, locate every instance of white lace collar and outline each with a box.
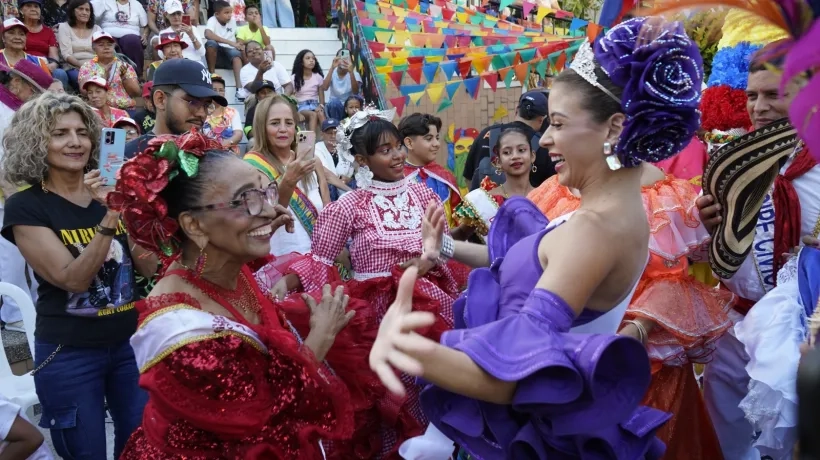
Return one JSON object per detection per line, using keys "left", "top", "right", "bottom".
{"left": 364, "top": 176, "right": 410, "bottom": 197}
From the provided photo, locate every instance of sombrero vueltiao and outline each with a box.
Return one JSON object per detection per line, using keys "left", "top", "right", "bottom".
{"left": 703, "top": 117, "right": 799, "bottom": 279}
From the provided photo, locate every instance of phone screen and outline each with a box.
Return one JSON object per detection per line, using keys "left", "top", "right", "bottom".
{"left": 265, "top": 50, "right": 274, "bottom": 61}
{"left": 297, "top": 131, "right": 316, "bottom": 161}
{"left": 99, "top": 128, "right": 127, "bottom": 185}
{"left": 182, "top": 15, "right": 191, "bottom": 25}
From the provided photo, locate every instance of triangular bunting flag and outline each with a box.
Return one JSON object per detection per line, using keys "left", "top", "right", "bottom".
{"left": 519, "top": 48, "right": 536, "bottom": 63}
{"left": 499, "top": 0, "right": 514, "bottom": 10}
{"left": 458, "top": 60, "right": 473, "bottom": 79}
{"left": 399, "top": 84, "right": 427, "bottom": 97}
{"left": 587, "top": 22, "right": 603, "bottom": 41}
{"left": 408, "top": 91, "right": 425, "bottom": 106}
{"left": 388, "top": 71, "right": 404, "bottom": 88}
{"left": 426, "top": 83, "right": 445, "bottom": 104}
{"left": 440, "top": 61, "right": 457, "bottom": 80}
{"left": 463, "top": 77, "right": 480, "bottom": 99}
{"left": 423, "top": 63, "right": 439, "bottom": 83}
{"left": 472, "top": 56, "right": 492, "bottom": 74}
{"left": 555, "top": 51, "right": 567, "bottom": 71}
{"left": 374, "top": 31, "right": 393, "bottom": 43}
{"left": 390, "top": 96, "right": 407, "bottom": 117}
{"left": 536, "top": 6, "right": 552, "bottom": 22}
{"left": 501, "top": 67, "right": 515, "bottom": 87}
{"left": 492, "top": 105, "right": 508, "bottom": 122}
{"left": 569, "top": 18, "right": 588, "bottom": 32}
{"left": 482, "top": 72, "right": 498, "bottom": 92}
{"left": 445, "top": 81, "right": 461, "bottom": 100}
{"left": 406, "top": 66, "right": 423, "bottom": 84}
{"left": 491, "top": 55, "right": 506, "bottom": 72}
{"left": 407, "top": 0, "right": 419, "bottom": 10}
{"left": 514, "top": 63, "right": 529, "bottom": 84}
{"left": 522, "top": 0, "right": 535, "bottom": 17}
{"left": 535, "top": 60, "right": 548, "bottom": 79}
{"left": 437, "top": 99, "right": 453, "bottom": 112}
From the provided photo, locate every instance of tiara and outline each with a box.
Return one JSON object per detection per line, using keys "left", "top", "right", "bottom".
{"left": 569, "top": 40, "right": 621, "bottom": 104}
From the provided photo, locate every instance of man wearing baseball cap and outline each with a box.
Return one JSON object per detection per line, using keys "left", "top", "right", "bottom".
{"left": 314, "top": 118, "right": 352, "bottom": 198}
{"left": 124, "top": 59, "right": 228, "bottom": 159}
{"left": 463, "top": 89, "right": 554, "bottom": 190}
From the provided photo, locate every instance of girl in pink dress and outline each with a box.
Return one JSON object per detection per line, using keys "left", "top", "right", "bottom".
{"left": 258, "top": 107, "right": 462, "bottom": 458}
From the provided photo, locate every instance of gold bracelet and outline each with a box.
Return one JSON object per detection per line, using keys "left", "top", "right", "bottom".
{"left": 623, "top": 319, "right": 648, "bottom": 344}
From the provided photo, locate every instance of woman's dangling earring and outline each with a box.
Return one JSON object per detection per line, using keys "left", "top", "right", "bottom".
{"left": 603, "top": 141, "right": 622, "bottom": 171}
{"left": 355, "top": 164, "right": 373, "bottom": 189}
{"left": 194, "top": 245, "right": 208, "bottom": 277}
{"left": 531, "top": 163, "right": 537, "bottom": 173}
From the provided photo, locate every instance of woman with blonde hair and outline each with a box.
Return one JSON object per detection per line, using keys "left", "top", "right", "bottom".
{"left": 244, "top": 95, "right": 330, "bottom": 257}
{"left": 0, "top": 92, "right": 156, "bottom": 459}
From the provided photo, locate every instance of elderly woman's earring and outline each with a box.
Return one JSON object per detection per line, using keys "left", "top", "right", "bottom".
{"left": 194, "top": 245, "right": 208, "bottom": 277}
{"left": 603, "top": 142, "right": 622, "bottom": 171}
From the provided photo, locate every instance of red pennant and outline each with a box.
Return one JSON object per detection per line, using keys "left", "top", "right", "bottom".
{"left": 406, "top": 66, "right": 423, "bottom": 84}
{"left": 458, "top": 60, "right": 473, "bottom": 78}
{"left": 482, "top": 72, "right": 498, "bottom": 92}
{"left": 390, "top": 96, "right": 407, "bottom": 117}
{"left": 555, "top": 51, "right": 567, "bottom": 71}
{"left": 442, "top": 8, "right": 455, "bottom": 20}
{"left": 407, "top": 56, "right": 425, "bottom": 65}
{"left": 586, "top": 22, "right": 603, "bottom": 41}
{"left": 389, "top": 71, "right": 404, "bottom": 88}
{"left": 368, "top": 41, "right": 386, "bottom": 52}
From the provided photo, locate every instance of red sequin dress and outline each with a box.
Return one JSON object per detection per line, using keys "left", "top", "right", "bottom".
{"left": 256, "top": 177, "right": 462, "bottom": 458}
{"left": 120, "top": 266, "right": 354, "bottom": 459}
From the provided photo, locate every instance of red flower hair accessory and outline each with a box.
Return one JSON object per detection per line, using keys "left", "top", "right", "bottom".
{"left": 107, "top": 128, "right": 222, "bottom": 261}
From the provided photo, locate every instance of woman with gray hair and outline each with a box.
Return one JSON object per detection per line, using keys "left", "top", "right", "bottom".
{"left": 0, "top": 92, "right": 156, "bottom": 459}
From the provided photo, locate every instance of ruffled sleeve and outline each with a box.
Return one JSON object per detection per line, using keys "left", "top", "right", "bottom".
{"left": 526, "top": 175, "right": 581, "bottom": 220}
{"left": 421, "top": 288, "right": 670, "bottom": 459}
{"left": 627, "top": 176, "right": 733, "bottom": 365}
{"left": 286, "top": 196, "right": 353, "bottom": 292}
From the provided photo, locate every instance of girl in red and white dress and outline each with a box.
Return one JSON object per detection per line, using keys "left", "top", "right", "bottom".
{"left": 259, "top": 107, "right": 462, "bottom": 458}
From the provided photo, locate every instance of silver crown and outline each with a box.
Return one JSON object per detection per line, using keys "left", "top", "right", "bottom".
{"left": 569, "top": 40, "right": 620, "bottom": 103}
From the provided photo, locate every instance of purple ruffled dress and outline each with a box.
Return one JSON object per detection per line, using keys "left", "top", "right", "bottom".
{"left": 419, "top": 197, "right": 671, "bottom": 459}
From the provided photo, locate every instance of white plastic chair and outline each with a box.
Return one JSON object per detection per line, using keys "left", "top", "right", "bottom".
{"left": 0, "top": 283, "right": 38, "bottom": 417}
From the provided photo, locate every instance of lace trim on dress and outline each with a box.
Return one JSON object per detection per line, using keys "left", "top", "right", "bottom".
{"left": 364, "top": 176, "right": 410, "bottom": 197}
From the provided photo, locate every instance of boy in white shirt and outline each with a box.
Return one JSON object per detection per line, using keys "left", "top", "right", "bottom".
{"left": 151, "top": 0, "right": 206, "bottom": 63}
{"left": 204, "top": 0, "right": 242, "bottom": 99}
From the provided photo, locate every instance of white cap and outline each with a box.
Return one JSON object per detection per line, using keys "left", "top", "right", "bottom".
{"left": 91, "top": 30, "right": 115, "bottom": 43}
{"left": 164, "top": 0, "right": 184, "bottom": 14}
{"left": 2, "top": 18, "right": 28, "bottom": 33}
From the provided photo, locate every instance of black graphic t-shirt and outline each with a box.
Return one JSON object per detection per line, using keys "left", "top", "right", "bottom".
{"left": 1, "top": 187, "right": 138, "bottom": 347}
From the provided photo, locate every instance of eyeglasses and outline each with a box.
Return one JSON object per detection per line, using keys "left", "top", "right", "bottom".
{"left": 187, "top": 182, "right": 279, "bottom": 216}
{"left": 163, "top": 91, "right": 216, "bottom": 115}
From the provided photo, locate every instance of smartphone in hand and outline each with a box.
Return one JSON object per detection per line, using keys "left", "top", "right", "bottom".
{"left": 265, "top": 50, "right": 274, "bottom": 61}
{"left": 99, "top": 128, "right": 127, "bottom": 186}
{"left": 182, "top": 14, "right": 191, "bottom": 25}
{"left": 297, "top": 131, "right": 316, "bottom": 162}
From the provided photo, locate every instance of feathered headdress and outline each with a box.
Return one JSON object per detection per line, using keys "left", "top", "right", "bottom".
{"left": 648, "top": 0, "right": 820, "bottom": 163}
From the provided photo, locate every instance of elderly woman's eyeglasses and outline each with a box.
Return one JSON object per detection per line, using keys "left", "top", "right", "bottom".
{"left": 162, "top": 91, "right": 216, "bottom": 115}
{"left": 188, "top": 182, "right": 279, "bottom": 216}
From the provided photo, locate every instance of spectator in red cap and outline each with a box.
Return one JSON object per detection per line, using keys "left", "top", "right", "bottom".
{"left": 132, "top": 81, "right": 155, "bottom": 133}
{"left": 17, "top": 0, "right": 69, "bottom": 89}
{"left": 144, "top": 31, "right": 186, "bottom": 81}
{"left": 78, "top": 31, "right": 141, "bottom": 115}
{"left": 0, "top": 18, "right": 64, "bottom": 87}
{"left": 84, "top": 77, "right": 128, "bottom": 127}
{"left": 112, "top": 116, "right": 140, "bottom": 141}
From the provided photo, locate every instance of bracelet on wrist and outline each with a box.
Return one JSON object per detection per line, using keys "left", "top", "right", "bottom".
{"left": 95, "top": 224, "right": 116, "bottom": 237}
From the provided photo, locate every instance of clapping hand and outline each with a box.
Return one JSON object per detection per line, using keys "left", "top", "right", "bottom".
{"left": 368, "top": 267, "right": 437, "bottom": 396}
{"left": 421, "top": 201, "right": 445, "bottom": 263}
{"left": 305, "top": 284, "right": 355, "bottom": 337}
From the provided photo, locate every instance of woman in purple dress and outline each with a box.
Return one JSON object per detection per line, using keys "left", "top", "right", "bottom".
{"left": 369, "top": 18, "right": 705, "bottom": 459}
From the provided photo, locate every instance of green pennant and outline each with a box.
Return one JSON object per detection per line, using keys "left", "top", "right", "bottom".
{"left": 364, "top": 3, "right": 380, "bottom": 13}
{"left": 361, "top": 26, "right": 377, "bottom": 41}
{"left": 393, "top": 63, "right": 409, "bottom": 72}
{"left": 473, "top": 37, "right": 483, "bottom": 47}
{"left": 501, "top": 51, "right": 516, "bottom": 67}
{"left": 437, "top": 99, "right": 453, "bottom": 112}
{"left": 536, "top": 60, "right": 548, "bottom": 78}
{"left": 519, "top": 48, "right": 537, "bottom": 63}
{"left": 491, "top": 55, "right": 506, "bottom": 72}
{"left": 469, "top": 15, "right": 483, "bottom": 25}
{"left": 374, "top": 58, "right": 389, "bottom": 66}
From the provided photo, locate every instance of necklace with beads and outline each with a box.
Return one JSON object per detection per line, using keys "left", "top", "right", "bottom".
{"left": 183, "top": 269, "right": 262, "bottom": 316}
